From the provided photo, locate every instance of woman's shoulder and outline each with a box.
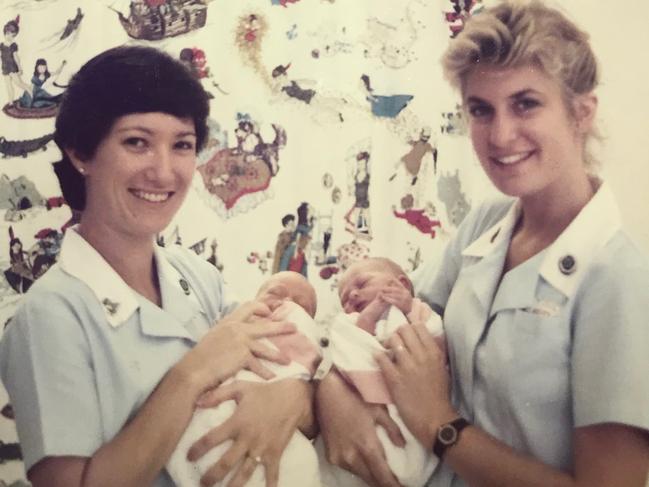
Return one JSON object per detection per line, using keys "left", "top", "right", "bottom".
{"left": 584, "top": 230, "right": 649, "bottom": 285}
{"left": 3, "top": 266, "right": 96, "bottom": 340}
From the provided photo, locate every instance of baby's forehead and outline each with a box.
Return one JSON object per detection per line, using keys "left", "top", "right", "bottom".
{"left": 344, "top": 259, "right": 390, "bottom": 278}
{"left": 265, "top": 272, "right": 313, "bottom": 293}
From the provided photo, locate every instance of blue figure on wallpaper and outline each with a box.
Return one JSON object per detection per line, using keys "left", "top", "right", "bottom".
{"left": 361, "top": 74, "right": 413, "bottom": 118}
{"left": 18, "top": 59, "right": 64, "bottom": 109}
{"left": 277, "top": 202, "right": 314, "bottom": 277}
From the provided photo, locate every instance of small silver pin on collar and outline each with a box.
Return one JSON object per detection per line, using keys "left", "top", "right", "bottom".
{"left": 179, "top": 278, "right": 191, "bottom": 295}
{"left": 558, "top": 255, "right": 576, "bottom": 275}
{"left": 102, "top": 298, "right": 120, "bottom": 316}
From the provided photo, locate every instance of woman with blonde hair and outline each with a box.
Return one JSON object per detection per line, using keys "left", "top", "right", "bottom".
{"left": 316, "top": 1, "right": 649, "bottom": 486}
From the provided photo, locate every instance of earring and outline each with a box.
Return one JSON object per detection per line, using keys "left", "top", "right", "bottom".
{"left": 78, "top": 167, "right": 86, "bottom": 175}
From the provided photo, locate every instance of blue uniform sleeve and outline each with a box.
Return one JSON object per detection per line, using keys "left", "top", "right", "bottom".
{"left": 0, "top": 292, "right": 103, "bottom": 471}
{"left": 571, "top": 241, "right": 649, "bottom": 431}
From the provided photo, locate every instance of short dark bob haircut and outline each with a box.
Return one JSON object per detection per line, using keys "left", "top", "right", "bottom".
{"left": 53, "top": 45, "right": 210, "bottom": 211}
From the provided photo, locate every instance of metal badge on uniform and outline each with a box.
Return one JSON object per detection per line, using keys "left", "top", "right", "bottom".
{"left": 102, "top": 298, "right": 120, "bottom": 316}
{"left": 558, "top": 255, "right": 576, "bottom": 275}
{"left": 179, "top": 278, "right": 191, "bottom": 295}
{"left": 522, "top": 300, "right": 561, "bottom": 317}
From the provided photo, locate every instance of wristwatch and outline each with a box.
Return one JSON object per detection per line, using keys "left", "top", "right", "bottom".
{"left": 432, "top": 417, "right": 469, "bottom": 459}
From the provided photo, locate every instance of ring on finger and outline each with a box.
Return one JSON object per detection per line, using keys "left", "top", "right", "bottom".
{"left": 248, "top": 453, "right": 262, "bottom": 464}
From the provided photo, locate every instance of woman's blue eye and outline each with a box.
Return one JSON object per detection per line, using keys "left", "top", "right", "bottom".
{"left": 468, "top": 104, "right": 492, "bottom": 118}
{"left": 515, "top": 98, "right": 540, "bottom": 112}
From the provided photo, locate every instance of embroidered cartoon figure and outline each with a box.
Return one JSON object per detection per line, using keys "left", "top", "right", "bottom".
{"left": 195, "top": 114, "right": 287, "bottom": 217}
{"left": 1, "top": 17, "right": 31, "bottom": 107}
{"left": 437, "top": 170, "right": 471, "bottom": 226}
{"left": 114, "top": 0, "right": 208, "bottom": 41}
{"left": 16, "top": 58, "right": 65, "bottom": 111}
{"left": 344, "top": 149, "right": 372, "bottom": 239}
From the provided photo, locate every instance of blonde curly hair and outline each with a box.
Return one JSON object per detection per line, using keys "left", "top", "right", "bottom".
{"left": 442, "top": 0, "right": 600, "bottom": 169}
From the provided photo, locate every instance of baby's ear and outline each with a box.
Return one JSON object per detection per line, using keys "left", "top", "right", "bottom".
{"left": 397, "top": 274, "right": 414, "bottom": 295}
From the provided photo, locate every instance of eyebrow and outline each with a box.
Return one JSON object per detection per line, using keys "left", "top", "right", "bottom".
{"left": 115, "top": 126, "right": 197, "bottom": 137}
{"left": 466, "top": 89, "right": 540, "bottom": 105}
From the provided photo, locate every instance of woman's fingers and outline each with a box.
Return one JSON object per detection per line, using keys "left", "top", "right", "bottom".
{"left": 261, "top": 458, "right": 279, "bottom": 487}
{"left": 248, "top": 340, "right": 289, "bottom": 365}
{"left": 187, "top": 419, "right": 235, "bottom": 462}
{"left": 223, "top": 454, "right": 260, "bottom": 487}
{"left": 373, "top": 405, "right": 406, "bottom": 447}
{"left": 244, "top": 357, "right": 274, "bottom": 381}
{"left": 195, "top": 381, "right": 245, "bottom": 408}
{"left": 357, "top": 439, "right": 402, "bottom": 487}
{"left": 243, "top": 319, "right": 296, "bottom": 339}
{"left": 199, "top": 439, "right": 247, "bottom": 487}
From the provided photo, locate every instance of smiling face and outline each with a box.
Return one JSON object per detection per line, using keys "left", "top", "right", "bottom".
{"left": 256, "top": 271, "right": 317, "bottom": 317}
{"left": 464, "top": 64, "right": 594, "bottom": 201}
{"left": 69, "top": 112, "right": 197, "bottom": 242}
{"left": 338, "top": 259, "right": 408, "bottom": 314}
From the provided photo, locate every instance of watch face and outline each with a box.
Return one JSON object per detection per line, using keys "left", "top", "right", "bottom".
{"left": 439, "top": 425, "right": 458, "bottom": 445}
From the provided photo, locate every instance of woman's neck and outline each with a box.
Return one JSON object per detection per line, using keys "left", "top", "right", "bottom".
{"left": 504, "top": 171, "right": 595, "bottom": 273}
{"left": 77, "top": 219, "right": 161, "bottom": 305}
{"left": 518, "top": 172, "right": 595, "bottom": 242}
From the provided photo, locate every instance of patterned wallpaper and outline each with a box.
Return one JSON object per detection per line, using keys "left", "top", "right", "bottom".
{"left": 1, "top": 0, "right": 646, "bottom": 484}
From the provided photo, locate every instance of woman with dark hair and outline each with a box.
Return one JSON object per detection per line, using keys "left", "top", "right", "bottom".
{"left": 0, "top": 45, "right": 314, "bottom": 487}
{"left": 317, "top": 1, "right": 649, "bottom": 486}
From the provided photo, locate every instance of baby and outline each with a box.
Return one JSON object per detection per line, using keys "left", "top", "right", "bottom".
{"left": 317, "top": 257, "right": 445, "bottom": 487}
{"left": 168, "top": 271, "right": 322, "bottom": 487}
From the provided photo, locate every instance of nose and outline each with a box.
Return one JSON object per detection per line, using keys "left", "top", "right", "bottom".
{"left": 145, "top": 146, "right": 175, "bottom": 186}
{"left": 488, "top": 112, "right": 517, "bottom": 148}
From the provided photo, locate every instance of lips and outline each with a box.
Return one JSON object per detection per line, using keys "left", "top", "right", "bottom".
{"left": 492, "top": 150, "right": 534, "bottom": 165}
{"left": 130, "top": 189, "right": 173, "bottom": 203}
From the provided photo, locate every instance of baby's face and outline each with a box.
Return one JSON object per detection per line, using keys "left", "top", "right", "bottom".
{"left": 338, "top": 262, "right": 402, "bottom": 313}
{"left": 256, "top": 272, "right": 316, "bottom": 317}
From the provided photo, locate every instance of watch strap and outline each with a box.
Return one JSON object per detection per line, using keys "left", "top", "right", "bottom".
{"left": 432, "top": 417, "right": 469, "bottom": 459}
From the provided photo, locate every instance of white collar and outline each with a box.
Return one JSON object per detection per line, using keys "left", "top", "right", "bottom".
{"left": 461, "top": 181, "right": 621, "bottom": 298}
{"left": 58, "top": 227, "right": 173, "bottom": 328}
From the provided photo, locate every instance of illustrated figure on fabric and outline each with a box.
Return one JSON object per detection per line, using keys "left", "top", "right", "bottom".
{"left": 360, "top": 74, "right": 412, "bottom": 119}
{"left": 194, "top": 114, "right": 287, "bottom": 217}
{"left": 276, "top": 202, "right": 315, "bottom": 277}
{"left": 114, "top": 0, "right": 209, "bottom": 41}
{"left": 437, "top": 170, "right": 471, "bottom": 227}
{"left": 360, "top": 0, "right": 427, "bottom": 69}
{"left": 2, "top": 226, "right": 62, "bottom": 295}
{"left": 235, "top": 13, "right": 270, "bottom": 85}
{"left": 273, "top": 214, "right": 297, "bottom": 274}
{"left": 1, "top": 17, "right": 31, "bottom": 107}
{"left": 17, "top": 58, "right": 65, "bottom": 109}
{"left": 444, "top": 0, "right": 484, "bottom": 38}
{"left": 40, "top": 7, "right": 83, "bottom": 50}
{"left": 344, "top": 149, "right": 372, "bottom": 240}
{"left": 440, "top": 103, "right": 467, "bottom": 136}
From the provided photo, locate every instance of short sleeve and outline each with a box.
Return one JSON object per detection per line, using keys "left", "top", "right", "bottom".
{"left": 571, "top": 250, "right": 649, "bottom": 431}
{"left": 0, "top": 292, "right": 103, "bottom": 471}
{"left": 11, "top": 43, "right": 17, "bottom": 54}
